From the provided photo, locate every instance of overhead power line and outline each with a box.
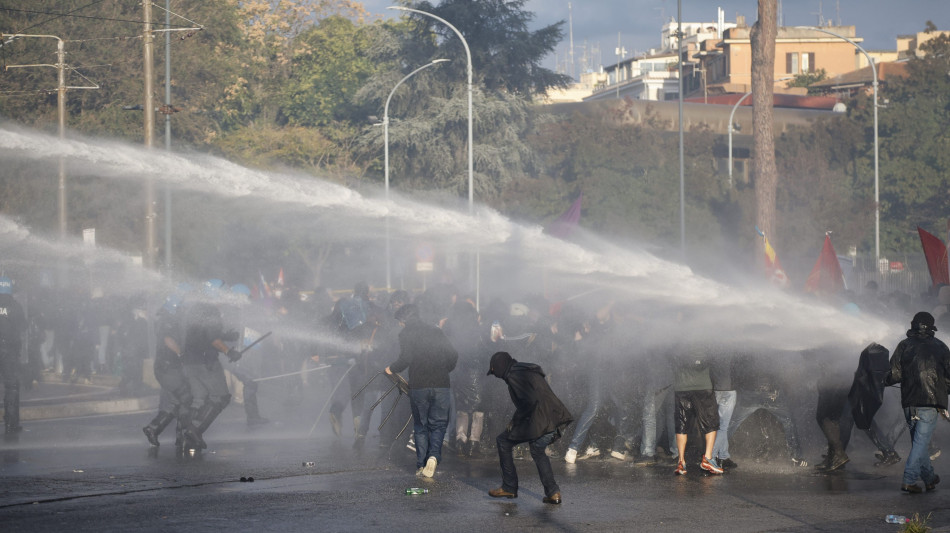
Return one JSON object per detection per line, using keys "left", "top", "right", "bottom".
{"left": 0, "top": 5, "right": 196, "bottom": 30}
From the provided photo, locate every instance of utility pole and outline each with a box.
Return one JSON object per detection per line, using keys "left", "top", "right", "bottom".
{"left": 163, "top": 0, "right": 172, "bottom": 271}
{"left": 143, "top": 0, "right": 157, "bottom": 269}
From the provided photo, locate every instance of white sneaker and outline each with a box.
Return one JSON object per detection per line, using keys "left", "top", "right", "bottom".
{"left": 577, "top": 446, "right": 600, "bottom": 461}
{"left": 422, "top": 456, "right": 438, "bottom": 478}
{"left": 415, "top": 467, "right": 424, "bottom": 476}
{"left": 564, "top": 448, "right": 578, "bottom": 464}
{"left": 610, "top": 450, "right": 627, "bottom": 461}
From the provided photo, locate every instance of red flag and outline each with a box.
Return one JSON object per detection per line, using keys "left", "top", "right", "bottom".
{"left": 277, "top": 268, "right": 285, "bottom": 287}
{"left": 918, "top": 226, "right": 950, "bottom": 287}
{"left": 805, "top": 234, "right": 845, "bottom": 294}
{"left": 546, "top": 194, "right": 582, "bottom": 239}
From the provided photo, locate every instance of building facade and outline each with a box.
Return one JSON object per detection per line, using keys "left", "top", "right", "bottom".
{"left": 697, "top": 23, "right": 865, "bottom": 95}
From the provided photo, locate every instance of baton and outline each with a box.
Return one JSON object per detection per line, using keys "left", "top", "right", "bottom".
{"left": 239, "top": 331, "right": 272, "bottom": 355}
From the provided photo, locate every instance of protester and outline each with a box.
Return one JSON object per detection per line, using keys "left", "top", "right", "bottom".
{"left": 487, "top": 351, "right": 573, "bottom": 504}
{"left": 672, "top": 337, "right": 723, "bottom": 475}
{"left": 385, "top": 303, "right": 458, "bottom": 478}
{"left": 0, "top": 276, "right": 26, "bottom": 436}
{"left": 884, "top": 311, "right": 950, "bottom": 493}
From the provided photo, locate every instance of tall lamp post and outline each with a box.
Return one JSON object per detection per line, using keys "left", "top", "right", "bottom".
{"left": 727, "top": 77, "right": 793, "bottom": 187}
{"left": 383, "top": 58, "right": 449, "bottom": 290}
{"left": 388, "top": 6, "right": 478, "bottom": 305}
{"left": 797, "top": 26, "right": 879, "bottom": 263}
{"left": 388, "top": 6, "right": 472, "bottom": 214}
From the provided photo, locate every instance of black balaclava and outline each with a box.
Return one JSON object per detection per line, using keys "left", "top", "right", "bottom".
{"left": 911, "top": 311, "right": 937, "bottom": 335}
{"left": 487, "top": 351, "right": 516, "bottom": 378}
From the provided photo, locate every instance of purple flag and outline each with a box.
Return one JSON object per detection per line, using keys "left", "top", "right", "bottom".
{"left": 546, "top": 194, "right": 582, "bottom": 239}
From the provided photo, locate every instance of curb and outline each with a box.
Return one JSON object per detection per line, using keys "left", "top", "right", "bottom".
{"left": 21, "top": 395, "right": 159, "bottom": 421}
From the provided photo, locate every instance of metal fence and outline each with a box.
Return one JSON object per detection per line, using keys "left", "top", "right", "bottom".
{"left": 849, "top": 268, "right": 932, "bottom": 298}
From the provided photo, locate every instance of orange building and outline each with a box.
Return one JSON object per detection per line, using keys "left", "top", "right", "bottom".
{"left": 694, "top": 20, "right": 864, "bottom": 96}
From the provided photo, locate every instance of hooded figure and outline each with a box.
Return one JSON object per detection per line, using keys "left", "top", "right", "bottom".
{"left": 884, "top": 311, "right": 950, "bottom": 493}
{"left": 487, "top": 351, "right": 572, "bottom": 504}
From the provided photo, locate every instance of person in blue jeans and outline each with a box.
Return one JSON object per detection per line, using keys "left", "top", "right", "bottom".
{"left": 884, "top": 311, "right": 950, "bottom": 493}
{"left": 636, "top": 352, "right": 678, "bottom": 466}
{"left": 386, "top": 304, "right": 458, "bottom": 478}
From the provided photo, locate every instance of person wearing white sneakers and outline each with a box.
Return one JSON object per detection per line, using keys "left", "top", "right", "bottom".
{"left": 385, "top": 304, "right": 458, "bottom": 479}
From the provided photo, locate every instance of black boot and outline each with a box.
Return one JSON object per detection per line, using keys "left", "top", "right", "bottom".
{"left": 4, "top": 378, "right": 21, "bottom": 434}
{"left": 470, "top": 441, "right": 481, "bottom": 457}
{"left": 192, "top": 402, "right": 227, "bottom": 448}
{"left": 177, "top": 406, "right": 205, "bottom": 450}
{"left": 142, "top": 411, "right": 176, "bottom": 447}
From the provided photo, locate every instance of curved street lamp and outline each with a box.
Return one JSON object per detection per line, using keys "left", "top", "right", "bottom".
{"left": 797, "top": 26, "right": 880, "bottom": 264}
{"left": 388, "top": 6, "right": 473, "bottom": 214}
{"left": 727, "top": 77, "right": 793, "bottom": 187}
{"left": 383, "top": 58, "right": 449, "bottom": 290}
{"left": 388, "top": 5, "right": 479, "bottom": 306}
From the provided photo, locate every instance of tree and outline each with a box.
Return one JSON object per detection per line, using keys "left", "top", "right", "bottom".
{"left": 410, "top": 0, "right": 572, "bottom": 98}
{"left": 871, "top": 32, "right": 950, "bottom": 254}
{"left": 750, "top": 0, "right": 779, "bottom": 256}
{"left": 787, "top": 68, "right": 827, "bottom": 95}
{"left": 356, "top": 0, "right": 566, "bottom": 201}
{"left": 277, "top": 15, "right": 378, "bottom": 127}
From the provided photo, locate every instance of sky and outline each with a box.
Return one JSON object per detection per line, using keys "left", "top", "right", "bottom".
{"left": 360, "top": 0, "right": 950, "bottom": 76}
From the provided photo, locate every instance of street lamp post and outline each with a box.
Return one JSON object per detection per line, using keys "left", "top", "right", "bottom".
{"left": 383, "top": 59, "right": 449, "bottom": 290}
{"left": 388, "top": 6, "right": 472, "bottom": 214}
{"left": 388, "top": 6, "right": 478, "bottom": 306}
{"left": 798, "top": 26, "right": 879, "bottom": 263}
{"left": 727, "top": 77, "right": 793, "bottom": 187}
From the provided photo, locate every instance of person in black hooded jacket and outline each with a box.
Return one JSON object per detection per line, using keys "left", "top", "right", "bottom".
{"left": 486, "top": 351, "right": 573, "bottom": 505}
{"left": 884, "top": 311, "right": 950, "bottom": 493}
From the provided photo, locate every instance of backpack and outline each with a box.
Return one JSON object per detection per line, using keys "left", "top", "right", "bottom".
{"left": 339, "top": 297, "right": 367, "bottom": 331}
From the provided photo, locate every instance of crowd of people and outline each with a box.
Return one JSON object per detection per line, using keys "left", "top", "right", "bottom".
{"left": 2, "top": 271, "right": 950, "bottom": 498}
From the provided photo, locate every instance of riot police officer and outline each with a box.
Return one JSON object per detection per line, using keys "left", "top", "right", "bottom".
{"left": 0, "top": 276, "right": 26, "bottom": 435}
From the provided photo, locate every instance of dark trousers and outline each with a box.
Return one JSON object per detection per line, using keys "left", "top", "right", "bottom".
{"left": 1, "top": 349, "right": 20, "bottom": 430}
{"left": 497, "top": 429, "right": 560, "bottom": 498}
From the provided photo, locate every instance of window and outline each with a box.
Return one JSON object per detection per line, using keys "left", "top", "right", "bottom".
{"left": 786, "top": 52, "right": 816, "bottom": 74}
{"left": 786, "top": 52, "right": 799, "bottom": 74}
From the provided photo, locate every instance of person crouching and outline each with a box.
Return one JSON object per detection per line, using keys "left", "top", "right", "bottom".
{"left": 486, "top": 351, "right": 573, "bottom": 504}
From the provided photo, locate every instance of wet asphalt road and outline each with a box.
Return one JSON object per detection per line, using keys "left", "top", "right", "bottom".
{"left": 2, "top": 405, "right": 950, "bottom": 533}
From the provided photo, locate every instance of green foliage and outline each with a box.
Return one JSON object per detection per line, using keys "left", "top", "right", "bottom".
{"left": 871, "top": 32, "right": 950, "bottom": 254}
{"left": 408, "top": 0, "right": 572, "bottom": 98}
{"left": 356, "top": 0, "right": 564, "bottom": 201}
{"left": 900, "top": 512, "right": 932, "bottom": 533}
{"left": 787, "top": 68, "right": 827, "bottom": 95}
{"left": 521, "top": 103, "right": 728, "bottom": 247}
{"left": 278, "top": 16, "right": 379, "bottom": 127}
